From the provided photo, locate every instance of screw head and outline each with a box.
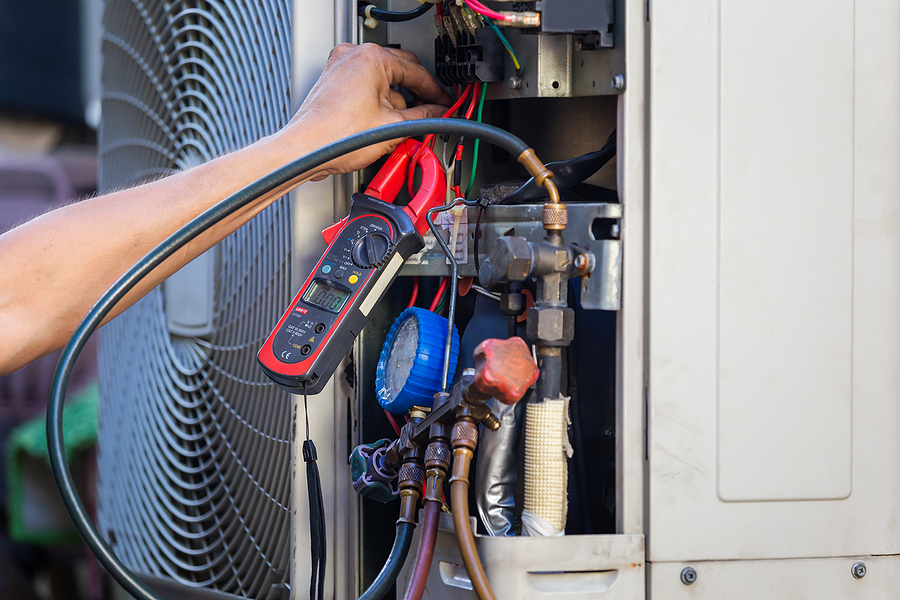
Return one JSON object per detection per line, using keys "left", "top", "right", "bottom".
{"left": 681, "top": 567, "right": 697, "bottom": 586}
{"left": 508, "top": 76, "right": 522, "bottom": 90}
{"left": 611, "top": 74, "right": 625, "bottom": 91}
{"left": 852, "top": 562, "right": 867, "bottom": 579}
{"left": 574, "top": 254, "right": 586, "bottom": 269}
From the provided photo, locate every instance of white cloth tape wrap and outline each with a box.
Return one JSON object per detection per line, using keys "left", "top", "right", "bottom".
{"left": 522, "top": 396, "right": 572, "bottom": 535}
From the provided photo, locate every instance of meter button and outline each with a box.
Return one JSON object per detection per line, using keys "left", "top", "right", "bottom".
{"left": 352, "top": 232, "right": 391, "bottom": 269}
{"left": 348, "top": 274, "right": 359, "bottom": 284}
{"left": 335, "top": 270, "right": 344, "bottom": 279}
{"left": 321, "top": 264, "right": 332, "bottom": 274}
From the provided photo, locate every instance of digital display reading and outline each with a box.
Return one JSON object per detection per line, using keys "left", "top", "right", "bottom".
{"left": 302, "top": 279, "right": 351, "bottom": 313}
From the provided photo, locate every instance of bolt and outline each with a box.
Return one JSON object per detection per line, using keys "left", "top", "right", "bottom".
{"left": 574, "top": 254, "right": 586, "bottom": 269}
{"left": 508, "top": 76, "right": 521, "bottom": 90}
{"left": 681, "top": 567, "right": 697, "bottom": 586}
{"left": 611, "top": 74, "right": 625, "bottom": 91}
{"left": 574, "top": 39, "right": 583, "bottom": 51}
{"left": 852, "top": 562, "right": 867, "bottom": 579}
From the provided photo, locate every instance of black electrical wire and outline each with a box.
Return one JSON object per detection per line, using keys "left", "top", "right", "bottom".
{"left": 358, "top": 1, "right": 433, "bottom": 22}
{"left": 359, "top": 522, "right": 415, "bottom": 600}
{"left": 47, "top": 118, "right": 531, "bottom": 600}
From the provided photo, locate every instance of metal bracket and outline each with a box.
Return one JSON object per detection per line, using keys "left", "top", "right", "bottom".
{"left": 401, "top": 202, "right": 622, "bottom": 310}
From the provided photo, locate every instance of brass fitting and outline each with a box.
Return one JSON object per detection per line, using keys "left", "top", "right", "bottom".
{"left": 449, "top": 446, "right": 474, "bottom": 485}
{"left": 423, "top": 467, "right": 447, "bottom": 503}
{"left": 542, "top": 202, "right": 568, "bottom": 231}
{"left": 451, "top": 420, "right": 479, "bottom": 453}
{"left": 397, "top": 488, "right": 420, "bottom": 525}
{"left": 482, "top": 412, "right": 501, "bottom": 432}
{"left": 396, "top": 460, "right": 425, "bottom": 525}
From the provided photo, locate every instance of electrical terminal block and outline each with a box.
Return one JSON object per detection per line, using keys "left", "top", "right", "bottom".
{"left": 435, "top": 26, "right": 505, "bottom": 85}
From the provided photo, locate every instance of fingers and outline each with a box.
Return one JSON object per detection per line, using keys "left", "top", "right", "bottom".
{"left": 379, "top": 48, "right": 453, "bottom": 108}
{"left": 383, "top": 46, "right": 423, "bottom": 66}
{"left": 398, "top": 103, "right": 447, "bottom": 121}
{"left": 388, "top": 90, "right": 408, "bottom": 110}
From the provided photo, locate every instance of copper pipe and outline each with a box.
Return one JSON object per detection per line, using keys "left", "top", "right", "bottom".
{"left": 403, "top": 500, "right": 442, "bottom": 600}
{"left": 450, "top": 447, "right": 497, "bottom": 600}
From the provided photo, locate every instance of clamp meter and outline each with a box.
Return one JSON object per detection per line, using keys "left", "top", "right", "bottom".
{"left": 258, "top": 139, "right": 447, "bottom": 394}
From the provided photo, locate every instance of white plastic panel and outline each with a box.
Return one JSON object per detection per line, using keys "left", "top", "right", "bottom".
{"left": 650, "top": 556, "right": 900, "bottom": 600}
{"left": 648, "top": 0, "right": 900, "bottom": 561}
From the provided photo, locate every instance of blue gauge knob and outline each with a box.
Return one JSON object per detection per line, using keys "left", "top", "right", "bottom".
{"left": 376, "top": 307, "right": 460, "bottom": 414}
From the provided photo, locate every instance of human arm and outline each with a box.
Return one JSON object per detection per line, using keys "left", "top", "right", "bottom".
{"left": 0, "top": 44, "right": 452, "bottom": 376}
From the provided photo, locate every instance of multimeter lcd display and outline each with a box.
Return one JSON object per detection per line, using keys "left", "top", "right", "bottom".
{"left": 302, "top": 279, "right": 351, "bottom": 313}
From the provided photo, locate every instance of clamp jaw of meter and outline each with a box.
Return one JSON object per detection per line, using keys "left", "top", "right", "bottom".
{"left": 258, "top": 139, "right": 446, "bottom": 394}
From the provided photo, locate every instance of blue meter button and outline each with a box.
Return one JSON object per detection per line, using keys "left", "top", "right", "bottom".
{"left": 321, "top": 264, "right": 332, "bottom": 274}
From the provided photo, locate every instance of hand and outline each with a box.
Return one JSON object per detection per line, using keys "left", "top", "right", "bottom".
{"left": 280, "top": 43, "right": 453, "bottom": 179}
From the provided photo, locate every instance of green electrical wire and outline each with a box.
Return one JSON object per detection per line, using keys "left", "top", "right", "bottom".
{"left": 465, "top": 83, "right": 489, "bottom": 199}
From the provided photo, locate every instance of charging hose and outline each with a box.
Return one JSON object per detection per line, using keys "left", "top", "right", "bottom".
{"left": 359, "top": 522, "right": 415, "bottom": 600}
{"left": 402, "top": 496, "right": 441, "bottom": 600}
{"left": 47, "top": 118, "right": 542, "bottom": 600}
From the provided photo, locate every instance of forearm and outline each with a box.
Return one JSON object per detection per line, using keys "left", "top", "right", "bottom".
{"left": 0, "top": 129, "right": 317, "bottom": 375}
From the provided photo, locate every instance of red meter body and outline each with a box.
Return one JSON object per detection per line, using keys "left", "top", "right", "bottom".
{"left": 258, "top": 139, "right": 445, "bottom": 394}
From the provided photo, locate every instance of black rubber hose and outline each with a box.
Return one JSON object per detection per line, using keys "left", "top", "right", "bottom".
{"left": 360, "top": 522, "right": 415, "bottom": 600}
{"left": 358, "top": 1, "right": 433, "bottom": 22}
{"left": 502, "top": 128, "right": 617, "bottom": 205}
{"left": 47, "top": 118, "right": 531, "bottom": 600}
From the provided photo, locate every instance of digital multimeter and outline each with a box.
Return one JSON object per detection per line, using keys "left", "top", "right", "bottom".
{"left": 258, "top": 139, "right": 446, "bottom": 394}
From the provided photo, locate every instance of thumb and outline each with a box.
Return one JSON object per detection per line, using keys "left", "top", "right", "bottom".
{"left": 397, "top": 103, "right": 446, "bottom": 121}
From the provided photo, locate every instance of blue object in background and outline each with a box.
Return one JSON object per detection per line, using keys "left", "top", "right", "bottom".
{"left": 376, "top": 307, "right": 459, "bottom": 414}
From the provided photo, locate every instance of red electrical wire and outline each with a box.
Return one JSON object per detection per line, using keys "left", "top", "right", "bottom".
{"left": 408, "top": 85, "right": 473, "bottom": 196}
{"left": 407, "top": 276, "right": 420, "bottom": 308}
{"left": 463, "top": 0, "right": 505, "bottom": 21}
{"left": 428, "top": 278, "right": 449, "bottom": 313}
{"left": 384, "top": 409, "right": 403, "bottom": 437}
{"left": 464, "top": 82, "right": 480, "bottom": 120}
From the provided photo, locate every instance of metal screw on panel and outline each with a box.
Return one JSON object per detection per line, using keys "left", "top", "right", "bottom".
{"left": 680, "top": 567, "right": 697, "bottom": 586}
{"left": 574, "top": 254, "right": 587, "bottom": 269}
{"left": 508, "top": 76, "right": 522, "bottom": 90}
{"left": 851, "top": 562, "right": 867, "bottom": 579}
{"left": 611, "top": 74, "right": 625, "bottom": 91}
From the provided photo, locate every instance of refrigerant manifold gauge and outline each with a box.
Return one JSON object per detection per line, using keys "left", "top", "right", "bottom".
{"left": 376, "top": 307, "right": 460, "bottom": 414}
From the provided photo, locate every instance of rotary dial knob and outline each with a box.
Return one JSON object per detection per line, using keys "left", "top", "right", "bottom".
{"left": 352, "top": 232, "right": 392, "bottom": 269}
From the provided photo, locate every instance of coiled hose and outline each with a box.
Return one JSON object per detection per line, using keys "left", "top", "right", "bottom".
{"left": 47, "top": 118, "right": 541, "bottom": 600}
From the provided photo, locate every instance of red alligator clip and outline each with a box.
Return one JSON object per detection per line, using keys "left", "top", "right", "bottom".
{"left": 322, "top": 139, "right": 446, "bottom": 245}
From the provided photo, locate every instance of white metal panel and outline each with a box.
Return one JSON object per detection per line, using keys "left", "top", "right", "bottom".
{"left": 648, "top": 0, "right": 900, "bottom": 560}
{"left": 616, "top": 0, "right": 648, "bottom": 537}
{"left": 717, "top": 1, "right": 854, "bottom": 502}
{"left": 649, "top": 556, "right": 900, "bottom": 600}
{"left": 398, "top": 513, "right": 646, "bottom": 600}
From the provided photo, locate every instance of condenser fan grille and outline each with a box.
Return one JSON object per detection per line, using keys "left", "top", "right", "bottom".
{"left": 97, "top": 1, "right": 294, "bottom": 597}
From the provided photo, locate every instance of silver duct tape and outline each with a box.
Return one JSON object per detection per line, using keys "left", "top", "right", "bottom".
{"left": 475, "top": 396, "right": 526, "bottom": 537}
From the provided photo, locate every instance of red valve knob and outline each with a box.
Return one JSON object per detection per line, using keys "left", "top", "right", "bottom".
{"left": 470, "top": 337, "right": 539, "bottom": 405}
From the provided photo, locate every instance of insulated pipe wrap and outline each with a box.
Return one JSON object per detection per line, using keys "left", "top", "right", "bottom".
{"left": 523, "top": 398, "right": 571, "bottom": 534}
